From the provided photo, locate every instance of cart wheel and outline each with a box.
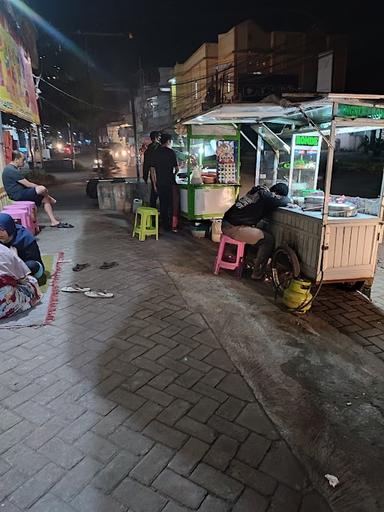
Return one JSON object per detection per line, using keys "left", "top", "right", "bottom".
{"left": 271, "top": 245, "right": 300, "bottom": 294}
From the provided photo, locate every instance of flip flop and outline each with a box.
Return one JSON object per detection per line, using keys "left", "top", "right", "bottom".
{"left": 72, "top": 264, "right": 90, "bottom": 272}
{"left": 84, "top": 290, "right": 114, "bottom": 299}
{"left": 61, "top": 285, "right": 91, "bottom": 293}
{"left": 52, "top": 222, "right": 74, "bottom": 228}
{"left": 99, "top": 261, "right": 119, "bottom": 270}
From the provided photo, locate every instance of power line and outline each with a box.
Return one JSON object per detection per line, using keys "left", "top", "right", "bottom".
{"left": 39, "top": 96, "right": 79, "bottom": 122}
{"left": 37, "top": 75, "right": 122, "bottom": 114}
{"left": 172, "top": 45, "right": 324, "bottom": 109}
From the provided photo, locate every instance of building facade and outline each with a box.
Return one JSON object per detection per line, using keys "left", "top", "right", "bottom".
{"left": 171, "top": 43, "right": 218, "bottom": 122}
{"left": 172, "top": 19, "right": 347, "bottom": 121}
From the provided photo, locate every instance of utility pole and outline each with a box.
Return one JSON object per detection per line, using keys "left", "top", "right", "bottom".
{"left": 67, "top": 121, "right": 75, "bottom": 170}
{"left": 130, "top": 96, "right": 141, "bottom": 180}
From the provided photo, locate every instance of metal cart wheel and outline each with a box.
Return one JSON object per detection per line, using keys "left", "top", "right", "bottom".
{"left": 271, "top": 245, "right": 301, "bottom": 294}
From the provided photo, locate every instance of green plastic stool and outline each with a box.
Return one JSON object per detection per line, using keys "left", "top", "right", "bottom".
{"left": 132, "top": 207, "right": 159, "bottom": 241}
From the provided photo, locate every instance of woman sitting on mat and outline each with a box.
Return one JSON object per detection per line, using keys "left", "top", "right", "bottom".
{"left": 0, "top": 244, "right": 41, "bottom": 320}
{"left": 0, "top": 213, "right": 46, "bottom": 285}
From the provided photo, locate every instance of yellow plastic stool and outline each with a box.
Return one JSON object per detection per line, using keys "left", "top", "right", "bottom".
{"left": 132, "top": 207, "right": 159, "bottom": 241}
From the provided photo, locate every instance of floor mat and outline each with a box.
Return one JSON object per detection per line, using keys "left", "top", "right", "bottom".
{"left": 0, "top": 252, "right": 64, "bottom": 329}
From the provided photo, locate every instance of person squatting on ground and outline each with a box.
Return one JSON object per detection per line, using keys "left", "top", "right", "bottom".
{"left": 222, "top": 183, "right": 289, "bottom": 280}
{"left": 0, "top": 213, "right": 46, "bottom": 285}
{"left": 2, "top": 151, "right": 73, "bottom": 228}
{"left": 0, "top": 244, "right": 41, "bottom": 320}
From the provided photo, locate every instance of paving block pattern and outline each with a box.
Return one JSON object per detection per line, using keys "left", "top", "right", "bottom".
{"left": 0, "top": 199, "right": 330, "bottom": 512}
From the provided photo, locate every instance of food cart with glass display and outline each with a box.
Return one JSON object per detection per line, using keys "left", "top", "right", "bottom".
{"left": 185, "top": 95, "right": 384, "bottom": 292}
{"left": 176, "top": 124, "right": 240, "bottom": 220}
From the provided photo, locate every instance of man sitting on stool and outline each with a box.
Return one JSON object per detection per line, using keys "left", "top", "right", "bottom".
{"left": 222, "top": 183, "right": 289, "bottom": 280}
{"left": 2, "top": 151, "right": 73, "bottom": 229}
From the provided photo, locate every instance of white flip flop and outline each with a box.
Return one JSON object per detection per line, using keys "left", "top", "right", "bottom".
{"left": 61, "top": 285, "right": 91, "bottom": 293}
{"left": 84, "top": 290, "right": 114, "bottom": 299}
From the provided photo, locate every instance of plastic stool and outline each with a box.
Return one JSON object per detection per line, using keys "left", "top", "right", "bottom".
{"left": 132, "top": 207, "right": 159, "bottom": 241}
{"left": 3, "top": 202, "right": 39, "bottom": 234}
{"left": 2, "top": 208, "right": 35, "bottom": 234}
{"left": 213, "top": 234, "right": 246, "bottom": 277}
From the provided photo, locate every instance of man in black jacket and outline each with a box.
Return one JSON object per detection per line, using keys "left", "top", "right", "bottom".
{"left": 222, "top": 183, "right": 289, "bottom": 280}
{"left": 143, "top": 131, "right": 161, "bottom": 208}
{"left": 150, "top": 134, "right": 179, "bottom": 231}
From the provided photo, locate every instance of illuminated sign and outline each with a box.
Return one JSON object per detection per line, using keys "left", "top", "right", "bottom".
{"left": 295, "top": 135, "right": 319, "bottom": 147}
{"left": 337, "top": 104, "right": 384, "bottom": 120}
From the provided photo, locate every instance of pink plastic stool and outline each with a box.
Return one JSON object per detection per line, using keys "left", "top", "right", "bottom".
{"left": 213, "top": 235, "right": 246, "bottom": 277}
{"left": 3, "top": 202, "right": 39, "bottom": 234}
{"left": 2, "top": 208, "right": 35, "bottom": 234}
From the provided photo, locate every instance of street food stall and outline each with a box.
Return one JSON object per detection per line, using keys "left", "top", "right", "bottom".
{"left": 185, "top": 95, "right": 384, "bottom": 291}
{"left": 176, "top": 124, "right": 240, "bottom": 220}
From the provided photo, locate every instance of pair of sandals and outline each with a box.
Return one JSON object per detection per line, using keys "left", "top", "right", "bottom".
{"left": 72, "top": 262, "right": 118, "bottom": 272}
{"left": 61, "top": 285, "right": 114, "bottom": 299}
{"left": 52, "top": 222, "right": 74, "bottom": 229}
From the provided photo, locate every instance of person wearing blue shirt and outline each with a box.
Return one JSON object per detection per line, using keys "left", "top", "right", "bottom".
{"left": 2, "top": 151, "right": 73, "bottom": 228}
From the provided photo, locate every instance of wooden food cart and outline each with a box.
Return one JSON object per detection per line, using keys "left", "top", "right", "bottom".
{"left": 185, "top": 95, "right": 384, "bottom": 291}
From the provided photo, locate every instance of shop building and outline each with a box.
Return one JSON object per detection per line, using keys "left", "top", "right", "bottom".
{"left": 171, "top": 19, "right": 347, "bottom": 122}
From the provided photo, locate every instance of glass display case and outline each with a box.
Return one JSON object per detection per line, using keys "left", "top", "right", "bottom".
{"left": 177, "top": 124, "right": 241, "bottom": 220}
{"left": 288, "top": 134, "right": 322, "bottom": 197}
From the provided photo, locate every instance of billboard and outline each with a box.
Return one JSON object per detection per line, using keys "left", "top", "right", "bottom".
{"left": 0, "top": 14, "right": 40, "bottom": 124}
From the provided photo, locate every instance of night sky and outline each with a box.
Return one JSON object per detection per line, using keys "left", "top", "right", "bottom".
{"left": 30, "top": 0, "right": 383, "bottom": 92}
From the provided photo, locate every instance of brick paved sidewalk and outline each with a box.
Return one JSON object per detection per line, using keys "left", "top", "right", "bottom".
{"left": 0, "top": 206, "right": 330, "bottom": 512}
{"left": 311, "top": 254, "right": 384, "bottom": 359}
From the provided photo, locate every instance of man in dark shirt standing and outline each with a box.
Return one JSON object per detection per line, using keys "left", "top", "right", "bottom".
{"left": 150, "top": 134, "right": 179, "bottom": 231}
{"left": 143, "top": 131, "right": 161, "bottom": 208}
{"left": 222, "top": 183, "right": 289, "bottom": 279}
{"left": 2, "top": 151, "right": 73, "bottom": 228}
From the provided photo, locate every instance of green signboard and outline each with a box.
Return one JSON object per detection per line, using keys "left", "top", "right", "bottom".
{"left": 337, "top": 103, "right": 384, "bottom": 120}
{"left": 295, "top": 135, "right": 319, "bottom": 147}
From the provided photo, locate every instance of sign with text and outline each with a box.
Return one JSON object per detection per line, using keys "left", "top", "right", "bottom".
{"left": 295, "top": 135, "right": 320, "bottom": 147}
{"left": 337, "top": 104, "right": 384, "bottom": 121}
{"left": 0, "top": 14, "right": 40, "bottom": 124}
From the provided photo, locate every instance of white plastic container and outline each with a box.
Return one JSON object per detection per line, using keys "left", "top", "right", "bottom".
{"left": 132, "top": 198, "right": 143, "bottom": 213}
{"left": 211, "top": 219, "right": 222, "bottom": 243}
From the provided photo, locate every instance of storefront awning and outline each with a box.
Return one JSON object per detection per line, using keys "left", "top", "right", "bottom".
{"left": 183, "top": 98, "right": 331, "bottom": 125}
{"left": 183, "top": 94, "right": 384, "bottom": 128}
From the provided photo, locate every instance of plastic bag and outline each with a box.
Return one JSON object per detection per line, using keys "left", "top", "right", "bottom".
{"left": 191, "top": 167, "right": 203, "bottom": 185}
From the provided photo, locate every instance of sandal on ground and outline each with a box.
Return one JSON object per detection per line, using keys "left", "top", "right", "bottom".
{"left": 61, "top": 285, "right": 91, "bottom": 293}
{"left": 84, "top": 290, "right": 114, "bottom": 299}
{"left": 99, "top": 261, "right": 119, "bottom": 270}
{"left": 72, "top": 263, "right": 90, "bottom": 272}
{"left": 52, "top": 222, "right": 74, "bottom": 228}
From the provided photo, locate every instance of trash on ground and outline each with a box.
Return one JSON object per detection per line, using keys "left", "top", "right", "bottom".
{"left": 325, "top": 474, "right": 340, "bottom": 487}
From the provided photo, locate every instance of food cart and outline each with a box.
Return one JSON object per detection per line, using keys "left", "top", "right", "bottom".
{"left": 185, "top": 95, "right": 384, "bottom": 291}
{"left": 176, "top": 124, "right": 240, "bottom": 220}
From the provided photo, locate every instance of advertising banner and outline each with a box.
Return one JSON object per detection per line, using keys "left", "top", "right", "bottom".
{"left": 0, "top": 14, "right": 40, "bottom": 124}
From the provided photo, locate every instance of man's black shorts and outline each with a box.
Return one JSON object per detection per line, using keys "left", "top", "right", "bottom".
{"left": 13, "top": 188, "right": 43, "bottom": 207}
